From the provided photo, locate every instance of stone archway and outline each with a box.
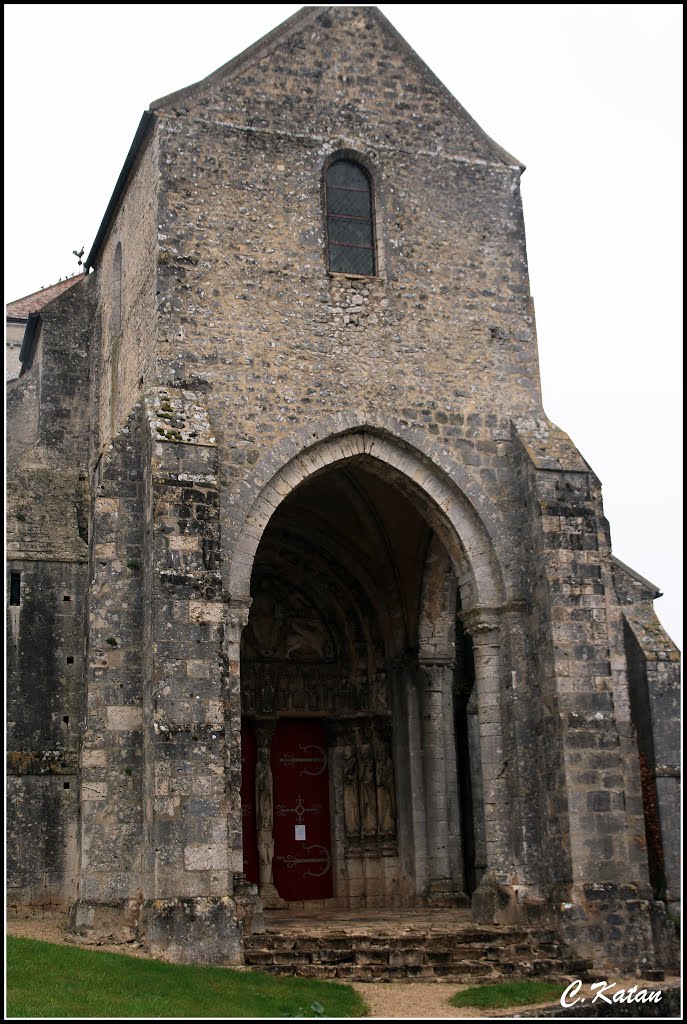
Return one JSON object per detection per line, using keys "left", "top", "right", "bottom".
{"left": 224, "top": 430, "right": 513, "bottom": 911}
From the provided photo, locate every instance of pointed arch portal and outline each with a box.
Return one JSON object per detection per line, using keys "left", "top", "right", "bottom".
{"left": 227, "top": 431, "right": 510, "bottom": 909}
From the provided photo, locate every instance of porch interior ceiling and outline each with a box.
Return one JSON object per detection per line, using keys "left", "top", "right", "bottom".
{"left": 244, "top": 462, "right": 435, "bottom": 667}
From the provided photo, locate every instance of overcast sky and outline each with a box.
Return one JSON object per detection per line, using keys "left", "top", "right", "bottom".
{"left": 4, "top": 4, "right": 683, "bottom": 649}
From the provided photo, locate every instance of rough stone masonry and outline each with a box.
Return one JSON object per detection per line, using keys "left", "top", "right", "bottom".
{"left": 6, "top": 6, "right": 680, "bottom": 973}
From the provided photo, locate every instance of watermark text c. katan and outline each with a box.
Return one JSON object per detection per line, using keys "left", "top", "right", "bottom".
{"left": 561, "top": 979, "right": 662, "bottom": 1007}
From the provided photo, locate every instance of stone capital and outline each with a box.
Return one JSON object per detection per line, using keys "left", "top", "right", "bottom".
{"left": 459, "top": 605, "right": 503, "bottom": 641}
{"left": 223, "top": 595, "right": 252, "bottom": 630}
{"left": 254, "top": 720, "right": 277, "bottom": 747}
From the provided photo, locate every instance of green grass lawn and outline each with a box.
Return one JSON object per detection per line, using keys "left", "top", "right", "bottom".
{"left": 449, "top": 980, "right": 563, "bottom": 1010}
{"left": 6, "top": 937, "right": 368, "bottom": 1019}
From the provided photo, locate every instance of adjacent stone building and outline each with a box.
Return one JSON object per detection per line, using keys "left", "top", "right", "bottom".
{"left": 6, "top": 6, "right": 680, "bottom": 972}
{"left": 5, "top": 277, "right": 83, "bottom": 381}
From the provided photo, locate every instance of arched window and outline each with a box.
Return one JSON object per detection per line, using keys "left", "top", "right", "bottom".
{"left": 325, "top": 160, "right": 375, "bottom": 276}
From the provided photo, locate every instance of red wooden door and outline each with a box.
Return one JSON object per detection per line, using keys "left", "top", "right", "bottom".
{"left": 271, "top": 718, "right": 332, "bottom": 901}
{"left": 240, "top": 720, "right": 259, "bottom": 884}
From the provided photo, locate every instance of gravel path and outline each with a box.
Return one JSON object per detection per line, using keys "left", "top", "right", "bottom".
{"left": 349, "top": 980, "right": 561, "bottom": 1018}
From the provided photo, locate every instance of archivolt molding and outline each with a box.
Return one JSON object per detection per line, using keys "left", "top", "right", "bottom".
{"left": 225, "top": 426, "right": 515, "bottom": 881}
{"left": 225, "top": 426, "right": 506, "bottom": 615}
{"left": 223, "top": 411, "right": 494, "bottom": 527}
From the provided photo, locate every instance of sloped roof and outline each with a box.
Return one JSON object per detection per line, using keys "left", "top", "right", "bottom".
{"left": 6, "top": 276, "right": 84, "bottom": 319}
{"left": 612, "top": 555, "right": 662, "bottom": 598}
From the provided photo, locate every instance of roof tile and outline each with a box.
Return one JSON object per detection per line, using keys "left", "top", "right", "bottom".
{"left": 6, "top": 275, "right": 85, "bottom": 319}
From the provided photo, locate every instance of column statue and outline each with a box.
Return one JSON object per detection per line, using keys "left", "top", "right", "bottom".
{"left": 254, "top": 740, "right": 285, "bottom": 907}
{"left": 374, "top": 740, "right": 396, "bottom": 836}
{"left": 342, "top": 745, "right": 361, "bottom": 837}
{"left": 358, "top": 743, "right": 378, "bottom": 836}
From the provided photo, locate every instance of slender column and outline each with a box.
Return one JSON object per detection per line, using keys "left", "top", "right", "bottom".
{"left": 418, "top": 659, "right": 465, "bottom": 903}
{"left": 442, "top": 671, "right": 464, "bottom": 888}
{"left": 254, "top": 722, "right": 286, "bottom": 908}
{"left": 399, "top": 660, "right": 429, "bottom": 897}
{"left": 223, "top": 596, "right": 250, "bottom": 870}
{"left": 466, "top": 689, "right": 487, "bottom": 885}
{"left": 461, "top": 613, "right": 512, "bottom": 884}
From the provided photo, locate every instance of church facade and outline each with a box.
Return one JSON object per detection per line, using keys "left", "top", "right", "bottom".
{"left": 6, "top": 7, "right": 679, "bottom": 971}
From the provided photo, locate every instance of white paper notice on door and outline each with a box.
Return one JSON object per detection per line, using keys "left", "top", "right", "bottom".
{"left": 295, "top": 825, "right": 306, "bottom": 841}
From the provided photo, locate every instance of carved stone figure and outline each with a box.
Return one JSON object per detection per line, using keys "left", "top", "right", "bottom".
{"left": 285, "top": 619, "right": 326, "bottom": 659}
{"left": 255, "top": 746, "right": 274, "bottom": 884}
{"left": 342, "top": 745, "right": 361, "bottom": 837}
{"left": 248, "top": 587, "right": 282, "bottom": 658}
{"left": 374, "top": 740, "right": 396, "bottom": 835}
{"left": 358, "top": 743, "right": 377, "bottom": 836}
{"left": 371, "top": 672, "right": 389, "bottom": 710}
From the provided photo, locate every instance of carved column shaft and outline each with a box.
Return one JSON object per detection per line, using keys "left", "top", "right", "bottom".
{"left": 466, "top": 689, "right": 487, "bottom": 879}
{"left": 254, "top": 728, "right": 274, "bottom": 887}
{"left": 252, "top": 721, "right": 285, "bottom": 908}
{"left": 223, "top": 598, "right": 251, "bottom": 868}
{"left": 466, "top": 617, "right": 511, "bottom": 880}
{"left": 419, "top": 661, "right": 458, "bottom": 891}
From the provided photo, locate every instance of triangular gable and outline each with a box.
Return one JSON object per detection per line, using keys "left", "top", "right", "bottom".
{"left": 150, "top": 6, "right": 318, "bottom": 113}
{"left": 150, "top": 5, "right": 522, "bottom": 169}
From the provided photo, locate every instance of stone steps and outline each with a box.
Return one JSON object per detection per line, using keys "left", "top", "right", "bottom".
{"left": 243, "top": 922, "right": 592, "bottom": 982}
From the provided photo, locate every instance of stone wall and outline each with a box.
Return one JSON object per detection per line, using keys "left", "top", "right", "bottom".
{"left": 6, "top": 559, "right": 86, "bottom": 914}
{"left": 613, "top": 561, "right": 681, "bottom": 918}
{"left": 6, "top": 277, "right": 93, "bottom": 914}
{"left": 150, "top": 7, "right": 540, "bottom": 510}
{"left": 70, "top": 386, "right": 250, "bottom": 962}
{"left": 72, "top": 413, "right": 146, "bottom": 941}
{"left": 138, "top": 387, "right": 245, "bottom": 962}
{"left": 512, "top": 419, "right": 658, "bottom": 971}
{"left": 91, "top": 126, "right": 159, "bottom": 456}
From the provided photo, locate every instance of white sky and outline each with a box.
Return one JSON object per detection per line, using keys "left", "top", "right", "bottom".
{"left": 4, "top": 4, "right": 683, "bottom": 650}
